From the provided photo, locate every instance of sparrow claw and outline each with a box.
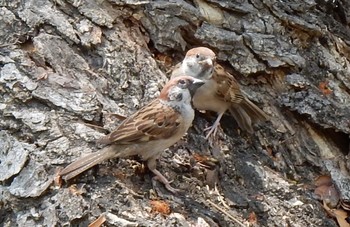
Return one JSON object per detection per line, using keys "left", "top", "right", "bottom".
{"left": 164, "top": 183, "right": 180, "bottom": 194}
{"left": 204, "top": 125, "right": 218, "bottom": 139}
{"left": 203, "top": 112, "right": 224, "bottom": 140}
{"left": 151, "top": 169, "right": 180, "bottom": 193}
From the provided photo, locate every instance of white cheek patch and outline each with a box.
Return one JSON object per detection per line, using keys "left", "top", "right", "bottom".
{"left": 182, "top": 58, "right": 203, "bottom": 77}
{"left": 186, "top": 58, "right": 195, "bottom": 66}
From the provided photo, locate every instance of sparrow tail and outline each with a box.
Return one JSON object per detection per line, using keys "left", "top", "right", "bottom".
{"left": 59, "top": 146, "right": 117, "bottom": 181}
{"left": 229, "top": 97, "right": 268, "bottom": 133}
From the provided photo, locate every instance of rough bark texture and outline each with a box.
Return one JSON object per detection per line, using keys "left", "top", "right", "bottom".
{"left": 1, "top": 0, "right": 350, "bottom": 226}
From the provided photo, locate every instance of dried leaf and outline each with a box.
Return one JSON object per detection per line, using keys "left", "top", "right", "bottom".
{"left": 333, "top": 209, "right": 350, "bottom": 227}
{"left": 315, "top": 175, "right": 332, "bottom": 187}
{"left": 150, "top": 200, "right": 171, "bottom": 215}
{"left": 319, "top": 81, "right": 332, "bottom": 95}
{"left": 155, "top": 53, "right": 173, "bottom": 68}
{"left": 324, "top": 202, "right": 350, "bottom": 227}
{"left": 314, "top": 184, "right": 340, "bottom": 208}
{"left": 248, "top": 211, "right": 258, "bottom": 225}
{"left": 193, "top": 153, "right": 219, "bottom": 169}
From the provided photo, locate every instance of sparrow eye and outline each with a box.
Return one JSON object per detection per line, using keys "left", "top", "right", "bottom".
{"left": 196, "top": 54, "right": 200, "bottom": 58}
{"left": 178, "top": 79, "right": 186, "bottom": 85}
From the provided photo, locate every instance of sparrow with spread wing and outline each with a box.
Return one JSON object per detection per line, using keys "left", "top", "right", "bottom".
{"left": 172, "top": 47, "right": 268, "bottom": 138}
{"left": 59, "top": 76, "right": 205, "bottom": 193}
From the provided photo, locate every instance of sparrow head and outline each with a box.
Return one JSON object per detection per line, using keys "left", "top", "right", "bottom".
{"left": 181, "top": 47, "right": 216, "bottom": 80}
{"left": 159, "top": 76, "right": 205, "bottom": 104}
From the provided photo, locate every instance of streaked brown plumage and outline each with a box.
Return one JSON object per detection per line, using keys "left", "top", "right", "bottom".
{"left": 171, "top": 47, "right": 268, "bottom": 138}
{"left": 59, "top": 76, "right": 205, "bottom": 193}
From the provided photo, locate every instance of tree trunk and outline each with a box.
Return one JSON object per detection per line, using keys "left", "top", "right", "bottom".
{"left": 1, "top": 0, "right": 349, "bottom": 226}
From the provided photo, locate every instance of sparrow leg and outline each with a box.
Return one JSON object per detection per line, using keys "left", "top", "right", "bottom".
{"left": 147, "top": 158, "right": 179, "bottom": 193}
{"left": 151, "top": 169, "right": 180, "bottom": 193}
{"left": 204, "top": 112, "right": 224, "bottom": 139}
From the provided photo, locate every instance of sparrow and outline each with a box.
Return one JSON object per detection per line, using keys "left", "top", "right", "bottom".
{"left": 171, "top": 47, "right": 268, "bottom": 138}
{"left": 59, "top": 76, "right": 205, "bottom": 193}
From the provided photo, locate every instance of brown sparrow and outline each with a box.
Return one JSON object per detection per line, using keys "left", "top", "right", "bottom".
{"left": 171, "top": 47, "right": 268, "bottom": 138}
{"left": 59, "top": 76, "right": 205, "bottom": 193}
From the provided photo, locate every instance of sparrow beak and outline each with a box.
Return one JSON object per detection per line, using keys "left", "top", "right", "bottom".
{"left": 199, "top": 58, "right": 214, "bottom": 69}
{"left": 188, "top": 78, "right": 205, "bottom": 97}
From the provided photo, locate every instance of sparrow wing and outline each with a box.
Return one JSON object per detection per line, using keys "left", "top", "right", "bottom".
{"left": 98, "top": 99, "right": 182, "bottom": 144}
{"left": 213, "top": 64, "right": 269, "bottom": 127}
{"left": 212, "top": 64, "right": 245, "bottom": 104}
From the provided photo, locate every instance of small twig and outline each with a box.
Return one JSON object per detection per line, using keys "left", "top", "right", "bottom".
{"left": 206, "top": 199, "right": 247, "bottom": 227}
{"left": 107, "top": 112, "right": 127, "bottom": 121}
{"left": 0, "top": 42, "right": 18, "bottom": 48}
{"left": 214, "top": 185, "right": 230, "bottom": 209}
{"left": 113, "top": 180, "right": 143, "bottom": 198}
{"left": 82, "top": 122, "right": 105, "bottom": 130}
{"left": 88, "top": 214, "right": 106, "bottom": 227}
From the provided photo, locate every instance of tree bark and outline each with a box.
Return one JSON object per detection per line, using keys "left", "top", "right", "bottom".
{"left": 1, "top": 0, "right": 349, "bottom": 226}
